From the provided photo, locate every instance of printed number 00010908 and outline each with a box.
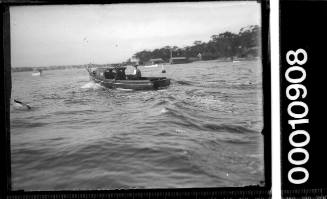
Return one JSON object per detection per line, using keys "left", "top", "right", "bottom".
{"left": 285, "top": 49, "right": 310, "bottom": 185}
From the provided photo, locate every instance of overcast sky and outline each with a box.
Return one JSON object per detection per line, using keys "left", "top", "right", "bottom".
{"left": 10, "top": 2, "right": 260, "bottom": 67}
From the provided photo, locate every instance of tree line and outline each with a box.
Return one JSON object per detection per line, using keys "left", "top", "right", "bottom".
{"left": 12, "top": 25, "right": 260, "bottom": 72}
{"left": 133, "top": 25, "right": 260, "bottom": 64}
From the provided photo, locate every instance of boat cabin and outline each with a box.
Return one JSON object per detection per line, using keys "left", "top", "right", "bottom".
{"left": 105, "top": 67, "right": 126, "bottom": 80}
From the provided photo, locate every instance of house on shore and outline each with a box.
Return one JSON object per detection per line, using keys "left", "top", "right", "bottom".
{"left": 188, "top": 57, "right": 201, "bottom": 62}
{"left": 169, "top": 57, "right": 190, "bottom": 64}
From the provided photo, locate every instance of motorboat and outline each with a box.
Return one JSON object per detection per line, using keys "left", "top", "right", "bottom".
{"left": 86, "top": 66, "right": 170, "bottom": 90}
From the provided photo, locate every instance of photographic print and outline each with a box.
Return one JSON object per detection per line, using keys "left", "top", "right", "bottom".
{"left": 9, "top": 2, "right": 264, "bottom": 190}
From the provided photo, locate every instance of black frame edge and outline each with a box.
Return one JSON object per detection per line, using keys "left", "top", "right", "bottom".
{"left": 261, "top": 0, "right": 271, "bottom": 190}
{"left": 1, "top": 3, "right": 12, "bottom": 199}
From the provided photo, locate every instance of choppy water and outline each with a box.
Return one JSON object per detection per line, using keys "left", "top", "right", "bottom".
{"left": 10, "top": 60, "right": 264, "bottom": 190}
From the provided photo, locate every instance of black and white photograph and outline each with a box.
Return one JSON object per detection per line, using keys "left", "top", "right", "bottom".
{"left": 9, "top": 2, "right": 264, "bottom": 190}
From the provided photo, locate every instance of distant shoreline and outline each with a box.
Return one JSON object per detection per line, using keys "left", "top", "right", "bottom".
{"left": 11, "top": 57, "right": 260, "bottom": 73}
{"left": 11, "top": 63, "right": 103, "bottom": 73}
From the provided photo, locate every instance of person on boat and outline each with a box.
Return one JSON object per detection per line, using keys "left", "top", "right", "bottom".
{"left": 104, "top": 69, "right": 115, "bottom": 79}
{"left": 113, "top": 67, "right": 126, "bottom": 80}
{"left": 121, "top": 67, "right": 127, "bottom": 80}
{"left": 112, "top": 69, "right": 117, "bottom": 79}
{"left": 133, "top": 64, "right": 142, "bottom": 80}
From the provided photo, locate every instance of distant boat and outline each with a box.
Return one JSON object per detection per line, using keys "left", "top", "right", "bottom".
{"left": 144, "top": 64, "right": 159, "bottom": 68}
{"left": 32, "top": 72, "right": 41, "bottom": 76}
{"left": 32, "top": 69, "right": 42, "bottom": 76}
{"left": 161, "top": 64, "right": 166, "bottom": 73}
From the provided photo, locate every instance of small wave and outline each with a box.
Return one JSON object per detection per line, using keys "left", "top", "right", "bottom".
{"left": 222, "top": 137, "right": 253, "bottom": 144}
{"left": 162, "top": 108, "right": 203, "bottom": 130}
{"left": 175, "top": 129, "right": 186, "bottom": 134}
{"left": 230, "top": 83, "right": 258, "bottom": 90}
{"left": 116, "top": 88, "right": 134, "bottom": 91}
{"left": 174, "top": 80, "right": 194, "bottom": 86}
{"left": 201, "top": 123, "right": 258, "bottom": 134}
{"left": 11, "top": 120, "right": 48, "bottom": 128}
{"left": 53, "top": 109, "right": 96, "bottom": 116}
{"left": 160, "top": 107, "right": 258, "bottom": 134}
{"left": 81, "top": 82, "right": 103, "bottom": 90}
{"left": 160, "top": 107, "right": 169, "bottom": 114}
{"left": 63, "top": 98, "right": 91, "bottom": 105}
{"left": 144, "top": 97, "right": 155, "bottom": 102}
{"left": 154, "top": 100, "right": 168, "bottom": 106}
{"left": 166, "top": 95, "right": 177, "bottom": 101}
{"left": 37, "top": 93, "right": 66, "bottom": 100}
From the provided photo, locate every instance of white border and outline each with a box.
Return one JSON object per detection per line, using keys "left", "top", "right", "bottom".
{"left": 270, "top": 0, "right": 281, "bottom": 198}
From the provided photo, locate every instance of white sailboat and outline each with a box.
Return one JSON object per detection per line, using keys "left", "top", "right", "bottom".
{"left": 32, "top": 69, "right": 42, "bottom": 76}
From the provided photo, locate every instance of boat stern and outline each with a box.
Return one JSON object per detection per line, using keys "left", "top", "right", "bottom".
{"left": 152, "top": 78, "right": 171, "bottom": 89}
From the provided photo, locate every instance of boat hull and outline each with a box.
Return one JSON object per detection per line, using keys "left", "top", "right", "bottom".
{"left": 89, "top": 75, "right": 170, "bottom": 90}
{"left": 87, "top": 66, "right": 170, "bottom": 90}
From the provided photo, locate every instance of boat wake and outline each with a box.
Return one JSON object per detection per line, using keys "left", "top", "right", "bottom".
{"left": 81, "top": 82, "right": 103, "bottom": 90}
{"left": 173, "top": 80, "right": 194, "bottom": 86}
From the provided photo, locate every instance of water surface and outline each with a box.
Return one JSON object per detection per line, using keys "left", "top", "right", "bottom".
{"left": 11, "top": 60, "right": 264, "bottom": 190}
